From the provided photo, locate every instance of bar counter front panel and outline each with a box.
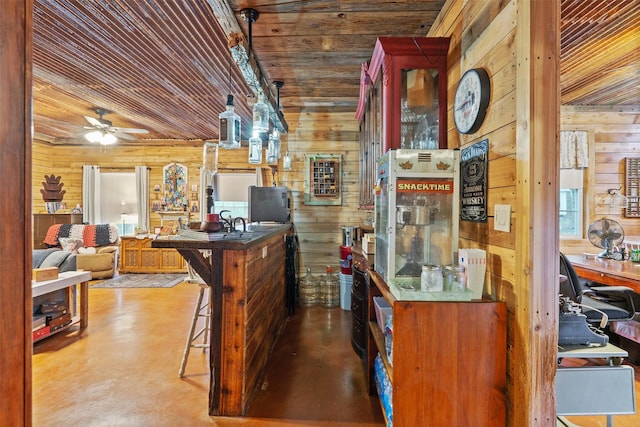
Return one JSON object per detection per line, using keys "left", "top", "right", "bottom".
{"left": 153, "top": 224, "right": 292, "bottom": 416}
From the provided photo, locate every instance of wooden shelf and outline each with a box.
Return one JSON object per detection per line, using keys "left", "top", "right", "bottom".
{"left": 368, "top": 320, "right": 393, "bottom": 381}
{"left": 367, "top": 270, "right": 507, "bottom": 427}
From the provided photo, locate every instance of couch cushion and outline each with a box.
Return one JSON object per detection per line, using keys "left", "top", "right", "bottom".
{"left": 39, "top": 249, "right": 76, "bottom": 272}
{"left": 33, "top": 248, "right": 60, "bottom": 268}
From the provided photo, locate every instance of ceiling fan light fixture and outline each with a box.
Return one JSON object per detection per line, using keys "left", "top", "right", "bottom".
{"left": 101, "top": 133, "right": 117, "bottom": 145}
{"left": 85, "top": 130, "right": 103, "bottom": 143}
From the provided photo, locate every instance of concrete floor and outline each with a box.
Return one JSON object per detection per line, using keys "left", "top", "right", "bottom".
{"left": 32, "top": 279, "right": 640, "bottom": 426}
{"left": 32, "top": 281, "right": 384, "bottom": 426}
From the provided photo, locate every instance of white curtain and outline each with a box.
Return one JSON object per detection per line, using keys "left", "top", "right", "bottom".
{"left": 135, "top": 166, "right": 150, "bottom": 232}
{"left": 82, "top": 165, "right": 101, "bottom": 223}
{"left": 560, "top": 130, "right": 588, "bottom": 169}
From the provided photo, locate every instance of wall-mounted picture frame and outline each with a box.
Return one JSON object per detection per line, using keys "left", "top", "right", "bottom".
{"left": 191, "top": 183, "right": 198, "bottom": 192}
{"left": 190, "top": 200, "right": 199, "bottom": 213}
{"left": 304, "top": 153, "right": 342, "bottom": 206}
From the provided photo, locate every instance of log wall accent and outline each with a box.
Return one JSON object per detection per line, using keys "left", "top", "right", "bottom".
{"left": 430, "top": 0, "right": 559, "bottom": 424}
{"left": 1, "top": 1, "right": 32, "bottom": 424}
{"left": 560, "top": 108, "right": 640, "bottom": 254}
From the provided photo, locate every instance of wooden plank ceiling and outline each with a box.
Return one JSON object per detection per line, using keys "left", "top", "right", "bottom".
{"left": 31, "top": 0, "right": 639, "bottom": 145}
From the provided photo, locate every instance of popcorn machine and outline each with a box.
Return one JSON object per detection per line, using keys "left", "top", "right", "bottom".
{"left": 374, "top": 149, "right": 460, "bottom": 297}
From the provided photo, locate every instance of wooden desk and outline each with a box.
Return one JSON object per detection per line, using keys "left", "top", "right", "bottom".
{"left": 565, "top": 254, "right": 640, "bottom": 294}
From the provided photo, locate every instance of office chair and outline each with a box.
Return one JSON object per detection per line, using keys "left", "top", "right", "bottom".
{"left": 559, "top": 252, "right": 638, "bottom": 324}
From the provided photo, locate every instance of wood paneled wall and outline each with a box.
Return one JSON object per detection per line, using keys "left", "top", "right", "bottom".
{"left": 278, "top": 110, "right": 369, "bottom": 273}
{"left": 560, "top": 108, "right": 640, "bottom": 254}
{"left": 32, "top": 108, "right": 368, "bottom": 274}
{"left": 430, "top": 0, "right": 559, "bottom": 424}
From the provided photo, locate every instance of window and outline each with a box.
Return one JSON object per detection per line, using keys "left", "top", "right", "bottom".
{"left": 559, "top": 169, "right": 584, "bottom": 238}
{"left": 101, "top": 172, "right": 138, "bottom": 236}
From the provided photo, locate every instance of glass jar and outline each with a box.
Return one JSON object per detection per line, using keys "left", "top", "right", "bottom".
{"left": 421, "top": 264, "right": 443, "bottom": 292}
{"left": 299, "top": 268, "right": 318, "bottom": 307}
{"left": 447, "top": 264, "right": 466, "bottom": 292}
{"left": 320, "top": 265, "right": 340, "bottom": 308}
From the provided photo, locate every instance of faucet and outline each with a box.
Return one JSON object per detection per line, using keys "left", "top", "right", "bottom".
{"left": 218, "top": 210, "right": 233, "bottom": 232}
{"left": 233, "top": 217, "right": 246, "bottom": 233}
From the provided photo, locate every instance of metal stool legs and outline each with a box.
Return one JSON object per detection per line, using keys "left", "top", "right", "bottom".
{"left": 179, "top": 282, "right": 210, "bottom": 378}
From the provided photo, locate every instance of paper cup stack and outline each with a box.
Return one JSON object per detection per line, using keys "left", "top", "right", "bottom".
{"left": 458, "top": 249, "right": 487, "bottom": 300}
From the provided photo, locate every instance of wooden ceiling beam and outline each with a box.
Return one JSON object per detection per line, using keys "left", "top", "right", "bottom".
{"left": 206, "top": 0, "right": 288, "bottom": 133}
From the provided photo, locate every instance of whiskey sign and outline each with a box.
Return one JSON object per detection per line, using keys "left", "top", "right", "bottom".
{"left": 460, "top": 139, "right": 488, "bottom": 222}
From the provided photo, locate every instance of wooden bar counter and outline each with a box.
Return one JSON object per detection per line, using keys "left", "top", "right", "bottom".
{"left": 152, "top": 224, "right": 292, "bottom": 416}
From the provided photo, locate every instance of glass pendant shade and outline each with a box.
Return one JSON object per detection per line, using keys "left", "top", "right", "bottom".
{"left": 85, "top": 130, "right": 117, "bottom": 145}
{"left": 202, "top": 141, "right": 219, "bottom": 187}
{"left": 283, "top": 150, "right": 292, "bottom": 170}
{"left": 84, "top": 130, "right": 102, "bottom": 143}
{"left": 248, "top": 131, "right": 263, "bottom": 164}
{"left": 266, "top": 130, "right": 281, "bottom": 165}
{"left": 101, "top": 133, "right": 117, "bottom": 145}
{"left": 219, "top": 94, "right": 241, "bottom": 149}
{"left": 252, "top": 92, "right": 269, "bottom": 134}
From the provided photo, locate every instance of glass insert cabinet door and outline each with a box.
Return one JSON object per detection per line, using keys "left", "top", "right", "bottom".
{"left": 357, "top": 37, "right": 450, "bottom": 209}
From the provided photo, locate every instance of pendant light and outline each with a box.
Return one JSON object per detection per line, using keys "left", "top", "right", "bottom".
{"left": 248, "top": 130, "right": 263, "bottom": 164}
{"left": 219, "top": 37, "right": 241, "bottom": 149}
{"left": 219, "top": 94, "right": 241, "bottom": 149}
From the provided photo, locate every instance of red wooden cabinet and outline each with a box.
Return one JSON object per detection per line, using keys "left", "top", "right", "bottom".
{"left": 356, "top": 37, "right": 450, "bottom": 209}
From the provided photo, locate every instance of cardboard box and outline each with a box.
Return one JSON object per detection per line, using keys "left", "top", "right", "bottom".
{"left": 363, "top": 233, "right": 376, "bottom": 254}
{"left": 33, "top": 267, "right": 59, "bottom": 282}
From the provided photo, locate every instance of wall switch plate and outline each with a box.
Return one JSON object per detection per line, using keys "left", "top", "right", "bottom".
{"left": 494, "top": 204, "right": 511, "bottom": 232}
{"left": 262, "top": 246, "right": 268, "bottom": 258}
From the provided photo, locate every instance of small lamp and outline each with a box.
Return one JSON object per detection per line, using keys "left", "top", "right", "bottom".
{"left": 120, "top": 200, "right": 128, "bottom": 235}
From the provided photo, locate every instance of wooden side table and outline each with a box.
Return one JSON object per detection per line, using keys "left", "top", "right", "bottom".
{"left": 32, "top": 270, "right": 92, "bottom": 342}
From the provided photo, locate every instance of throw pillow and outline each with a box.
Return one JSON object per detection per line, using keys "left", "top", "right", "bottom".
{"left": 40, "top": 250, "right": 72, "bottom": 268}
{"left": 59, "top": 237, "right": 84, "bottom": 254}
{"left": 78, "top": 246, "right": 97, "bottom": 254}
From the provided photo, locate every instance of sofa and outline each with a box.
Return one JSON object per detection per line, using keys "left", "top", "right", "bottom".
{"left": 37, "top": 223, "right": 120, "bottom": 279}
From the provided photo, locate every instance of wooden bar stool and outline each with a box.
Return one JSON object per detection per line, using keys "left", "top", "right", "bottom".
{"left": 179, "top": 259, "right": 211, "bottom": 378}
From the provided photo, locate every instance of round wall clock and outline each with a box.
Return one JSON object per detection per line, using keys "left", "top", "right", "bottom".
{"left": 453, "top": 68, "right": 491, "bottom": 134}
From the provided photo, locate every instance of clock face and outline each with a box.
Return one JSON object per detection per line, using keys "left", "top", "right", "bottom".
{"left": 453, "top": 68, "right": 490, "bottom": 134}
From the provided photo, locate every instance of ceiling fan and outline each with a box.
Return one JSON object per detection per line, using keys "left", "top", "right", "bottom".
{"left": 83, "top": 108, "right": 148, "bottom": 145}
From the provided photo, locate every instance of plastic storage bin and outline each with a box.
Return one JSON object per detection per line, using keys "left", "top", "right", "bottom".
{"left": 373, "top": 296, "right": 392, "bottom": 331}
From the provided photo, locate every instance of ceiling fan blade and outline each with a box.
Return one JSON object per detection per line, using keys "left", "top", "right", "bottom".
{"left": 112, "top": 132, "right": 137, "bottom": 140}
{"left": 84, "top": 116, "right": 106, "bottom": 128}
{"left": 111, "top": 127, "right": 149, "bottom": 134}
